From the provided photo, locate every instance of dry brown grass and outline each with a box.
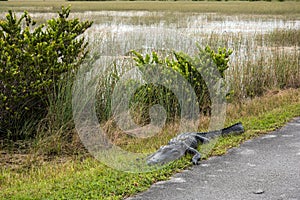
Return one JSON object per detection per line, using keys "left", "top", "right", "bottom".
{"left": 226, "top": 88, "right": 300, "bottom": 123}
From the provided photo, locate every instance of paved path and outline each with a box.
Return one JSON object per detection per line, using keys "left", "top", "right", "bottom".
{"left": 128, "top": 118, "right": 300, "bottom": 200}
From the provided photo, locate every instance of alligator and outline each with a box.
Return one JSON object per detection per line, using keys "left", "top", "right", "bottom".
{"left": 146, "top": 122, "right": 244, "bottom": 166}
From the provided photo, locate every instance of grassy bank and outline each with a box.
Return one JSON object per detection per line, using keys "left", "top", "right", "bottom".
{"left": 0, "top": 1, "right": 300, "bottom": 17}
{"left": 1, "top": 88, "right": 300, "bottom": 199}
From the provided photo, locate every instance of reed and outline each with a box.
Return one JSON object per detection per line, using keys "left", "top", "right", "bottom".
{"left": 263, "top": 28, "right": 300, "bottom": 46}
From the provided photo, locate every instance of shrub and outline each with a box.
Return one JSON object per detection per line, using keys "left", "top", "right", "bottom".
{"left": 129, "top": 46, "right": 232, "bottom": 123}
{"left": 0, "top": 7, "right": 92, "bottom": 139}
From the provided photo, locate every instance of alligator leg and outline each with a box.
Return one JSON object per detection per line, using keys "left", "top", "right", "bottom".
{"left": 195, "top": 135, "right": 210, "bottom": 144}
{"left": 187, "top": 146, "right": 202, "bottom": 165}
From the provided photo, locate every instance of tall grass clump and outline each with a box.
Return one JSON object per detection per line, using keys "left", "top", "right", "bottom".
{"left": 197, "top": 31, "right": 300, "bottom": 101}
{"left": 264, "top": 28, "right": 300, "bottom": 47}
{"left": 35, "top": 74, "right": 85, "bottom": 155}
{"left": 0, "top": 7, "right": 92, "bottom": 140}
{"left": 229, "top": 46, "right": 300, "bottom": 99}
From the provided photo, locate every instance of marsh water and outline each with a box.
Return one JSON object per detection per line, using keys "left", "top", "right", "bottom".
{"left": 4, "top": 11, "right": 299, "bottom": 51}
{"left": 78, "top": 11, "right": 300, "bottom": 62}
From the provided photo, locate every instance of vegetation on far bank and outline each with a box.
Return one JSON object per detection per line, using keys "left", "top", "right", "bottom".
{"left": 0, "top": 1, "right": 299, "bottom": 17}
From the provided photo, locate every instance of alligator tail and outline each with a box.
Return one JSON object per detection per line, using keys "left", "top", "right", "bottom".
{"left": 199, "top": 122, "right": 244, "bottom": 138}
{"left": 220, "top": 122, "right": 244, "bottom": 136}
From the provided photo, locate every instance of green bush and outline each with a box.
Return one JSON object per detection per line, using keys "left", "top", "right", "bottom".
{"left": 0, "top": 7, "right": 92, "bottom": 139}
{"left": 129, "top": 46, "right": 232, "bottom": 123}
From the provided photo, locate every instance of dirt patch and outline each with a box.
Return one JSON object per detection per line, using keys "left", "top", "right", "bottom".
{"left": 0, "top": 139, "right": 87, "bottom": 171}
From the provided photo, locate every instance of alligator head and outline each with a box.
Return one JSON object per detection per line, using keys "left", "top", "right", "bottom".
{"left": 146, "top": 143, "right": 187, "bottom": 166}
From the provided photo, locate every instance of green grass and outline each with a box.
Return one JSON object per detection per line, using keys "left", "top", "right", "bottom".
{"left": 1, "top": 88, "right": 300, "bottom": 199}
{"left": 0, "top": 1, "right": 300, "bottom": 17}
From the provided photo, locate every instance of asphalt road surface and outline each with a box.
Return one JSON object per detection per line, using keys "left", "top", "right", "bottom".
{"left": 127, "top": 117, "right": 300, "bottom": 200}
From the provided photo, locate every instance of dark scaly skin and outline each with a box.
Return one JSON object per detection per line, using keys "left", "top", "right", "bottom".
{"left": 146, "top": 122, "right": 244, "bottom": 165}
